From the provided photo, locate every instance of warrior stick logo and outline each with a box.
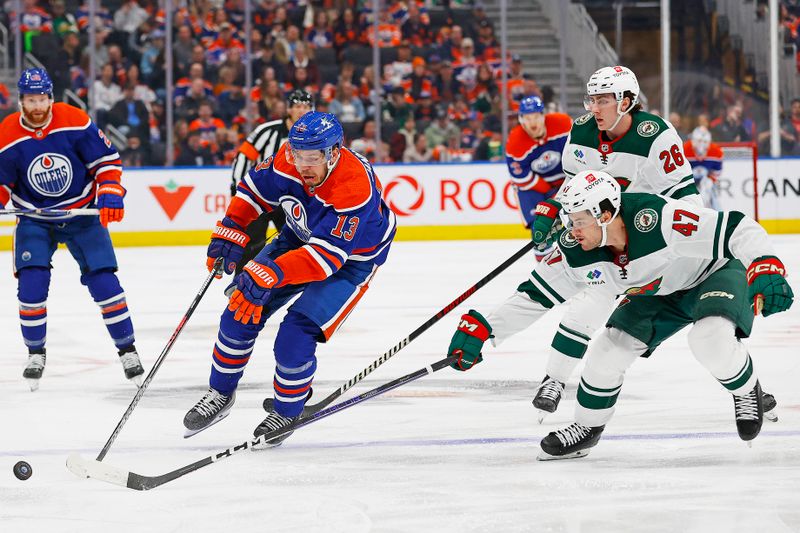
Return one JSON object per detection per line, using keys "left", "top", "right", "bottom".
{"left": 27, "top": 153, "right": 73, "bottom": 197}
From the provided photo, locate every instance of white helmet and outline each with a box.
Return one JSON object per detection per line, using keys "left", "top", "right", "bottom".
{"left": 585, "top": 66, "right": 640, "bottom": 130}
{"left": 586, "top": 65, "right": 640, "bottom": 103}
{"left": 690, "top": 126, "right": 711, "bottom": 156}
{"left": 559, "top": 170, "right": 621, "bottom": 247}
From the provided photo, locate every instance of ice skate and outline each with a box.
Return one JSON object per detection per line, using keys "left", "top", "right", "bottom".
{"left": 23, "top": 350, "right": 46, "bottom": 391}
{"left": 532, "top": 375, "right": 564, "bottom": 423}
{"left": 733, "top": 381, "right": 763, "bottom": 445}
{"left": 183, "top": 388, "right": 236, "bottom": 438}
{"left": 118, "top": 346, "right": 145, "bottom": 386}
{"left": 252, "top": 411, "right": 299, "bottom": 449}
{"left": 762, "top": 390, "right": 778, "bottom": 422}
{"left": 262, "top": 388, "right": 313, "bottom": 414}
{"left": 538, "top": 422, "right": 605, "bottom": 461}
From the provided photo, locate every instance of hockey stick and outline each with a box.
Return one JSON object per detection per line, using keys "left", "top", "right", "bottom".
{"left": 95, "top": 258, "right": 224, "bottom": 461}
{"left": 263, "top": 239, "right": 536, "bottom": 415}
{"left": 67, "top": 354, "right": 459, "bottom": 490}
{"left": 0, "top": 208, "right": 100, "bottom": 216}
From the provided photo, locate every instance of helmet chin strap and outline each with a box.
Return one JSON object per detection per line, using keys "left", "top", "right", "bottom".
{"left": 599, "top": 224, "right": 609, "bottom": 247}
{"left": 607, "top": 97, "right": 636, "bottom": 133}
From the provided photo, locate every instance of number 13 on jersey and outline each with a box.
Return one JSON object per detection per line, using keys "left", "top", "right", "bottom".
{"left": 331, "top": 215, "right": 359, "bottom": 241}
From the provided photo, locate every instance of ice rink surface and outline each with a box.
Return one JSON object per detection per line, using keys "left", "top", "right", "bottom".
{"left": 1, "top": 238, "right": 799, "bottom": 533}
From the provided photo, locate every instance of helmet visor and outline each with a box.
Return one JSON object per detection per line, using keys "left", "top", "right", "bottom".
{"left": 583, "top": 95, "right": 616, "bottom": 111}
{"left": 560, "top": 209, "right": 598, "bottom": 231}
{"left": 286, "top": 148, "right": 328, "bottom": 167}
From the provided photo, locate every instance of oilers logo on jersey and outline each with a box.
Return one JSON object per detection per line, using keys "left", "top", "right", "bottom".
{"left": 531, "top": 150, "right": 562, "bottom": 175}
{"left": 27, "top": 153, "right": 73, "bottom": 197}
{"left": 280, "top": 195, "right": 312, "bottom": 241}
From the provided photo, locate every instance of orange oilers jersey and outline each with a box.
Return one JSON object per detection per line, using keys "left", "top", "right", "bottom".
{"left": 0, "top": 103, "right": 122, "bottom": 220}
{"left": 228, "top": 144, "right": 396, "bottom": 286}
{"left": 505, "top": 112, "right": 571, "bottom": 191}
{"left": 684, "top": 140, "right": 723, "bottom": 183}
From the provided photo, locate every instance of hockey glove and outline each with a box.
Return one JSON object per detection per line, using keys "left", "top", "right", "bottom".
{"left": 448, "top": 310, "right": 492, "bottom": 371}
{"left": 228, "top": 259, "right": 284, "bottom": 325}
{"left": 96, "top": 182, "right": 126, "bottom": 226}
{"left": 207, "top": 217, "right": 250, "bottom": 277}
{"left": 746, "top": 256, "right": 794, "bottom": 317}
{"left": 532, "top": 199, "right": 561, "bottom": 249}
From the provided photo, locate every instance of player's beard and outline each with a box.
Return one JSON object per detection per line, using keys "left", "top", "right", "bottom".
{"left": 22, "top": 103, "right": 52, "bottom": 129}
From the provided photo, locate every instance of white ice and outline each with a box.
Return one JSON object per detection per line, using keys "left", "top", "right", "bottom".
{"left": 1, "top": 238, "right": 799, "bottom": 533}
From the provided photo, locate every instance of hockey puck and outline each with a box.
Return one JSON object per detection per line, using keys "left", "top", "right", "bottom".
{"left": 13, "top": 461, "right": 32, "bottom": 481}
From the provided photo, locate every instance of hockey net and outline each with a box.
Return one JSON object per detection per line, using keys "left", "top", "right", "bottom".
{"left": 717, "top": 142, "right": 759, "bottom": 221}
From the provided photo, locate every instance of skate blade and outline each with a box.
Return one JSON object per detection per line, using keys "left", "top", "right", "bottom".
{"left": 537, "top": 449, "right": 591, "bottom": 461}
{"left": 183, "top": 410, "right": 231, "bottom": 439}
{"left": 129, "top": 375, "right": 143, "bottom": 387}
{"left": 251, "top": 440, "right": 284, "bottom": 451}
{"left": 764, "top": 410, "right": 778, "bottom": 423}
{"left": 536, "top": 410, "right": 549, "bottom": 424}
{"left": 26, "top": 378, "right": 40, "bottom": 391}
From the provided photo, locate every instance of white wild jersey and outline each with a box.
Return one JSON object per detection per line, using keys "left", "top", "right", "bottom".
{"left": 561, "top": 111, "right": 698, "bottom": 201}
{"left": 488, "top": 193, "right": 774, "bottom": 345}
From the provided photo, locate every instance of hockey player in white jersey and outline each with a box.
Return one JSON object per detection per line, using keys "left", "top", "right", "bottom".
{"left": 447, "top": 170, "right": 793, "bottom": 459}
{"left": 526, "top": 66, "right": 703, "bottom": 418}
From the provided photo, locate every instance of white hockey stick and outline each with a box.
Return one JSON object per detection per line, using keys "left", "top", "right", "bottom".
{"left": 0, "top": 208, "right": 100, "bottom": 216}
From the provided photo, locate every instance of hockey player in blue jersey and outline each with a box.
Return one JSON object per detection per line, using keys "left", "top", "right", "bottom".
{"left": 505, "top": 95, "right": 571, "bottom": 259}
{"left": 183, "top": 112, "right": 396, "bottom": 446}
{"left": 0, "top": 68, "right": 144, "bottom": 391}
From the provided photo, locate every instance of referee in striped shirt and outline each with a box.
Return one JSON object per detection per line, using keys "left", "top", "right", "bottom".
{"left": 230, "top": 89, "right": 314, "bottom": 275}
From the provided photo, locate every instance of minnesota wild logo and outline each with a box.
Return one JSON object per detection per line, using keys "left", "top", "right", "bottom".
{"left": 625, "top": 277, "right": 662, "bottom": 296}
{"left": 559, "top": 230, "right": 579, "bottom": 248}
{"left": 633, "top": 208, "right": 658, "bottom": 232}
{"left": 575, "top": 113, "right": 593, "bottom": 125}
{"left": 636, "top": 120, "right": 660, "bottom": 137}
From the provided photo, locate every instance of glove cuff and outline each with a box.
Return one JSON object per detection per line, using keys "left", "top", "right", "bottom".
{"left": 97, "top": 183, "right": 126, "bottom": 197}
{"left": 747, "top": 256, "right": 786, "bottom": 284}
{"left": 212, "top": 219, "right": 250, "bottom": 247}
{"left": 243, "top": 259, "right": 284, "bottom": 289}
{"left": 458, "top": 310, "right": 492, "bottom": 340}
{"left": 535, "top": 200, "right": 560, "bottom": 219}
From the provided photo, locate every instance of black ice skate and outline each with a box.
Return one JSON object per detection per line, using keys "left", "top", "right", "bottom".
{"left": 733, "top": 381, "right": 763, "bottom": 444}
{"left": 118, "top": 345, "right": 145, "bottom": 386}
{"left": 23, "top": 349, "right": 46, "bottom": 391}
{"left": 538, "top": 422, "right": 605, "bottom": 461}
{"left": 183, "top": 388, "right": 236, "bottom": 438}
{"left": 762, "top": 390, "right": 778, "bottom": 422}
{"left": 532, "top": 375, "right": 565, "bottom": 423}
{"left": 252, "top": 411, "right": 299, "bottom": 449}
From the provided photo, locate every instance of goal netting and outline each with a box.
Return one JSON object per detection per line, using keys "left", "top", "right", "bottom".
{"left": 717, "top": 142, "right": 759, "bottom": 221}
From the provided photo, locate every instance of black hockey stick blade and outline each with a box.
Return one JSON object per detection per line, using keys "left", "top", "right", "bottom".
{"left": 66, "top": 355, "right": 459, "bottom": 490}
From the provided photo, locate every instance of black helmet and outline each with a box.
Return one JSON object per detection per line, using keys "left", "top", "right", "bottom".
{"left": 287, "top": 89, "right": 314, "bottom": 109}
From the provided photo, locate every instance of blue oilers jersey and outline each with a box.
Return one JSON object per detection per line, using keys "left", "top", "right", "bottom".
{"left": 0, "top": 103, "right": 122, "bottom": 221}
{"left": 229, "top": 144, "right": 396, "bottom": 286}
{"left": 505, "top": 113, "right": 572, "bottom": 191}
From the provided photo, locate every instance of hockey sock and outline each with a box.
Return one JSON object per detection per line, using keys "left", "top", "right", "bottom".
{"left": 687, "top": 316, "right": 758, "bottom": 395}
{"left": 546, "top": 322, "right": 590, "bottom": 382}
{"left": 272, "top": 311, "right": 320, "bottom": 418}
{"left": 209, "top": 319, "right": 258, "bottom": 395}
{"left": 81, "top": 270, "right": 135, "bottom": 349}
{"left": 17, "top": 267, "right": 51, "bottom": 351}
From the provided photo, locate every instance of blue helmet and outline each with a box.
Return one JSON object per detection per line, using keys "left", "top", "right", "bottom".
{"left": 288, "top": 111, "right": 343, "bottom": 156}
{"left": 518, "top": 95, "right": 544, "bottom": 116}
{"left": 18, "top": 68, "right": 53, "bottom": 97}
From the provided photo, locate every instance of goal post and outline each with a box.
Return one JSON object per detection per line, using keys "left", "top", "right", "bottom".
{"left": 717, "top": 141, "right": 759, "bottom": 221}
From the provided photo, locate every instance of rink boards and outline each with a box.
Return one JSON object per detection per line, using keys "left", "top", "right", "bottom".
{"left": 1, "top": 159, "right": 798, "bottom": 250}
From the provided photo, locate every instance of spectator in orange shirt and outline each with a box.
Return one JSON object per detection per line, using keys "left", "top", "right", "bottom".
{"left": 367, "top": 11, "right": 402, "bottom": 47}
{"left": 189, "top": 101, "right": 226, "bottom": 150}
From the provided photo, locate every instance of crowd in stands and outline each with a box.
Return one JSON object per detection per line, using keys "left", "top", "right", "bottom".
{"left": 5, "top": 0, "right": 799, "bottom": 164}
{"left": 0, "top": 0, "right": 548, "bottom": 167}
